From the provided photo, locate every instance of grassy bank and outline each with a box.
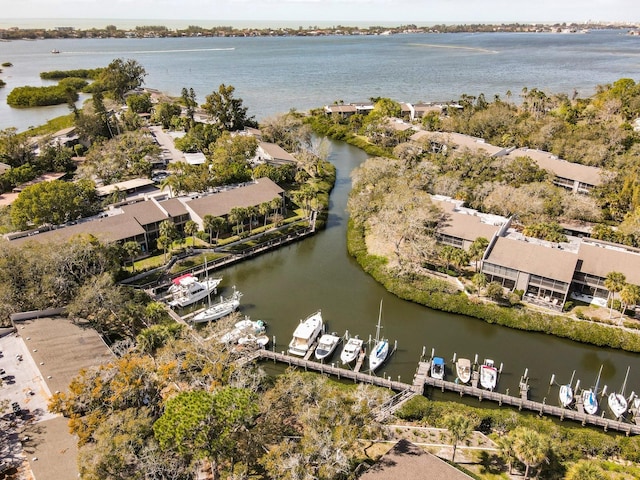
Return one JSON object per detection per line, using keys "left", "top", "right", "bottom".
{"left": 347, "top": 219, "right": 640, "bottom": 353}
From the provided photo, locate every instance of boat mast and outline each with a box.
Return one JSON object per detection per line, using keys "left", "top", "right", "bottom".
{"left": 594, "top": 364, "right": 603, "bottom": 394}
{"left": 620, "top": 366, "right": 630, "bottom": 396}
{"left": 375, "top": 299, "right": 383, "bottom": 343}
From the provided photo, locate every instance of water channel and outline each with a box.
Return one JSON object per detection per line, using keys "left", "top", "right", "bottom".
{"left": 214, "top": 139, "right": 640, "bottom": 410}
{"left": 209, "top": 139, "right": 640, "bottom": 412}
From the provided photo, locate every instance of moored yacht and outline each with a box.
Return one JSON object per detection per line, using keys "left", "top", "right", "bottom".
{"left": 192, "top": 288, "right": 242, "bottom": 323}
{"left": 167, "top": 273, "right": 222, "bottom": 308}
{"left": 288, "top": 310, "right": 323, "bottom": 357}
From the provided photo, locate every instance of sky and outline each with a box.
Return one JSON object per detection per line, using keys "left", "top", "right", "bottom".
{"left": 2, "top": 0, "right": 640, "bottom": 27}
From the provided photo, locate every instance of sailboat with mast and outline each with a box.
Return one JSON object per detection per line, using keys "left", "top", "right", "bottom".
{"left": 608, "top": 366, "right": 630, "bottom": 419}
{"left": 368, "top": 299, "right": 388, "bottom": 372}
{"left": 582, "top": 365, "right": 602, "bottom": 415}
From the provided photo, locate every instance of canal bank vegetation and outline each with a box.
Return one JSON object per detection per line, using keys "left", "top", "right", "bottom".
{"left": 307, "top": 81, "right": 640, "bottom": 351}
{"left": 397, "top": 395, "right": 640, "bottom": 478}
{"left": 348, "top": 218, "right": 640, "bottom": 352}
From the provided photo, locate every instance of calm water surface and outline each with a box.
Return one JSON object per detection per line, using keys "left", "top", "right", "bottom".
{"left": 1, "top": 31, "right": 639, "bottom": 410}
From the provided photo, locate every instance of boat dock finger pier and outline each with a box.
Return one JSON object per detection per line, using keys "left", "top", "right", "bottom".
{"left": 249, "top": 349, "right": 640, "bottom": 435}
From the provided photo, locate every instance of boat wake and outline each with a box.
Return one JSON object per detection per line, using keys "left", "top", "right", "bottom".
{"left": 61, "top": 47, "right": 235, "bottom": 55}
{"left": 408, "top": 43, "right": 498, "bottom": 54}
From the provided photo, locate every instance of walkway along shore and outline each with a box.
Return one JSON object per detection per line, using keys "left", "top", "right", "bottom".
{"left": 246, "top": 348, "right": 640, "bottom": 436}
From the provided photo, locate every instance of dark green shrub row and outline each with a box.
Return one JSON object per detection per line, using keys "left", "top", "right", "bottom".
{"left": 347, "top": 219, "right": 640, "bottom": 353}
{"left": 7, "top": 84, "right": 79, "bottom": 107}
{"left": 396, "top": 396, "right": 640, "bottom": 463}
{"left": 305, "top": 115, "right": 392, "bottom": 158}
{"left": 40, "top": 67, "right": 103, "bottom": 80}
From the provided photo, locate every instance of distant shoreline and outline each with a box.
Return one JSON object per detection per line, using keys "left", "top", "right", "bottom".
{"left": 0, "top": 21, "right": 637, "bottom": 40}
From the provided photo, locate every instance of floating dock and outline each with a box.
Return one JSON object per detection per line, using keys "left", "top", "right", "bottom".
{"left": 248, "top": 350, "right": 640, "bottom": 435}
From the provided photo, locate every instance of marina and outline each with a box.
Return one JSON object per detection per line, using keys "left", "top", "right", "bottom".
{"left": 246, "top": 347, "right": 640, "bottom": 435}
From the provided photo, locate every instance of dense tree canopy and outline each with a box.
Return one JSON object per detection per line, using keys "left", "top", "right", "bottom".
{"left": 202, "top": 84, "right": 257, "bottom": 132}
{"left": 10, "top": 179, "right": 100, "bottom": 229}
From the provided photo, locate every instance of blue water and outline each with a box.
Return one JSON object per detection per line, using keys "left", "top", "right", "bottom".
{"left": 1, "top": 29, "right": 639, "bottom": 131}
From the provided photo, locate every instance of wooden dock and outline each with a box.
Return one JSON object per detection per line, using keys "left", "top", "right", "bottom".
{"left": 245, "top": 351, "right": 640, "bottom": 435}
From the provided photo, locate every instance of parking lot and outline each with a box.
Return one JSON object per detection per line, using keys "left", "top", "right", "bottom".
{"left": 1, "top": 318, "right": 114, "bottom": 479}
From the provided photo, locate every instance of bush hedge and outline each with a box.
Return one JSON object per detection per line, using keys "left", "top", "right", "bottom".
{"left": 347, "top": 219, "right": 640, "bottom": 353}
{"left": 40, "top": 68, "right": 103, "bottom": 80}
{"left": 7, "top": 84, "right": 79, "bottom": 107}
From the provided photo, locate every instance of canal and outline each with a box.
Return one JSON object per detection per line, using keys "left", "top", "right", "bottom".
{"left": 215, "top": 139, "right": 640, "bottom": 411}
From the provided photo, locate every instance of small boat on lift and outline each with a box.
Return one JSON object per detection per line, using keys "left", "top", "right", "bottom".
{"left": 608, "top": 366, "right": 630, "bottom": 419}
{"left": 480, "top": 359, "right": 498, "bottom": 390}
{"left": 455, "top": 357, "right": 472, "bottom": 384}
{"left": 430, "top": 356, "right": 445, "bottom": 380}
{"left": 559, "top": 384, "right": 574, "bottom": 408}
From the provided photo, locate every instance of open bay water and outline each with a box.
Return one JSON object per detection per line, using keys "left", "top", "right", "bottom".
{"left": 1, "top": 29, "right": 640, "bottom": 131}
{"left": 1, "top": 30, "right": 640, "bottom": 412}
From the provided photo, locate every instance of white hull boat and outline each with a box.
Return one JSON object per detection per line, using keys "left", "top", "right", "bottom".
{"left": 608, "top": 393, "right": 627, "bottom": 418}
{"left": 340, "top": 336, "right": 364, "bottom": 365}
{"left": 480, "top": 359, "right": 498, "bottom": 390}
{"left": 192, "top": 289, "right": 242, "bottom": 323}
{"left": 455, "top": 358, "right": 471, "bottom": 384}
{"left": 608, "top": 366, "right": 630, "bottom": 419}
{"left": 288, "top": 310, "right": 323, "bottom": 357}
{"left": 559, "top": 384, "right": 574, "bottom": 408}
{"left": 167, "top": 274, "right": 222, "bottom": 308}
{"left": 431, "top": 356, "right": 445, "bottom": 380}
{"left": 315, "top": 333, "right": 341, "bottom": 361}
{"left": 582, "top": 389, "right": 598, "bottom": 415}
{"left": 368, "top": 300, "right": 388, "bottom": 372}
{"left": 220, "top": 319, "right": 266, "bottom": 344}
{"left": 583, "top": 364, "right": 603, "bottom": 415}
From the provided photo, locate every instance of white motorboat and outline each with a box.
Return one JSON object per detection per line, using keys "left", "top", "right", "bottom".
{"left": 288, "top": 310, "right": 323, "bottom": 357}
{"left": 608, "top": 366, "right": 630, "bottom": 419}
{"left": 315, "top": 332, "right": 341, "bottom": 361}
{"left": 431, "top": 356, "right": 445, "bottom": 380}
{"left": 455, "top": 358, "right": 471, "bottom": 384}
{"left": 220, "top": 319, "right": 266, "bottom": 344}
{"left": 559, "top": 384, "right": 574, "bottom": 408}
{"left": 237, "top": 333, "right": 269, "bottom": 348}
{"left": 368, "top": 300, "right": 389, "bottom": 372}
{"left": 340, "top": 335, "right": 364, "bottom": 365}
{"left": 167, "top": 273, "right": 222, "bottom": 308}
{"left": 192, "top": 288, "right": 242, "bottom": 323}
{"left": 582, "top": 365, "right": 603, "bottom": 415}
{"left": 480, "top": 359, "right": 498, "bottom": 390}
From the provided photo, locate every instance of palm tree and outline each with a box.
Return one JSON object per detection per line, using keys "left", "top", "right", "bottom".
{"left": 203, "top": 215, "right": 226, "bottom": 245}
{"left": 259, "top": 201, "right": 271, "bottom": 227}
{"left": 496, "top": 434, "right": 516, "bottom": 475}
{"left": 228, "top": 207, "right": 246, "bottom": 236}
{"left": 270, "top": 196, "right": 282, "bottom": 217}
{"left": 468, "top": 237, "right": 489, "bottom": 272}
{"left": 512, "top": 427, "right": 549, "bottom": 480}
{"left": 121, "top": 241, "right": 141, "bottom": 272}
{"left": 472, "top": 272, "right": 487, "bottom": 296}
{"left": 184, "top": 220, "right": 199, "bottom": 247}
{"left": 157, "top": 235, "right": 172, "bottom": 262}
{"left": 565, "top": 460, "right": 606, "bottom": 480}
{"left": 442, "top": 414, "right": 473, "bottom": 463}
{"left": 619, "top": 283, "right": 640, "bottom": 316}
{"left": 604, "top": 271, "right": 626, "bottom": 319}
